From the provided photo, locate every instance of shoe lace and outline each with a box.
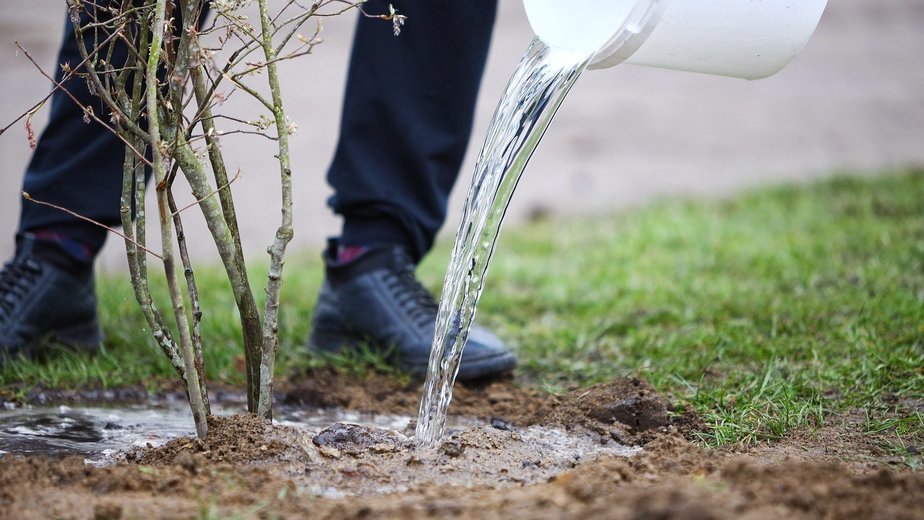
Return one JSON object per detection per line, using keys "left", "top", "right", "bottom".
{"left": 0, "top": 256, "right": 43, "bottom": 319}
{"left": 385, "top": 262, "right": 439, "bottom": 329}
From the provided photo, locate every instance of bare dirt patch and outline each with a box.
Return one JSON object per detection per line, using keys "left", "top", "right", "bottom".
{"left": 284, "top": 367, "right": 544, "bottom": 420}
{"left": 3, "top": 433, "right": 922, "bottom": 519}
{"left": 286, "top": 368, "right": 675, "bottom": 441}
{"left": 723, "top": 409, "right": 922, "bottom": 473}
{"left": 2, "top": 374, "right": 921, "bottom": 519}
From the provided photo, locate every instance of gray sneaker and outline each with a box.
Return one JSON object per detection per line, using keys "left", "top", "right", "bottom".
{"left": 307, "top": 242, "right": 517, "bottom": 380}
{"left": 0, "top": 234, "right": 102, "bottom": 364}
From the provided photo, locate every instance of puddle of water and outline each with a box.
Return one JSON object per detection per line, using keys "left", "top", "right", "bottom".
{"left": 0, "top": 402, "right": 479, "bottom": 461}
{"left": 0, "top": 401, "right": 642, "bottom": 500}
{"left": 0, "top": 404, "right": 205, "bottom": 459}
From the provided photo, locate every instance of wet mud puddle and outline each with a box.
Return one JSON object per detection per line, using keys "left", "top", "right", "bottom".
{"left": 2, "top": 377, "right": 669, "bottom": 498}
{"left": 0, "top": 403, "right": 639, "bottom": 487}
{"left": 0, "top": 402, "right": 471, "bottom": 461}
{"left": 301, "top": 420, "right": 640, "bottom": 497}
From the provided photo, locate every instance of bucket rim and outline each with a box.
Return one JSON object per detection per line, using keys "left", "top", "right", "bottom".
{"left": 587, "top": 0, "right": 672, "bottom": 70}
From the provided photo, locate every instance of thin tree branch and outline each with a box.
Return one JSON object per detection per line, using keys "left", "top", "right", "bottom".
{"left": 63, "top": 5, "right": 153, "bottom": 142}
{"left": 187, "top": 22, "right": 265, "bottom": 413}
{"left": 255, "top": 0, "right": 297, "bottom": 419}
{"left": 170, "top": 167, "right": 241, "bottom": 217}
{"left": 119, "top": 132, "right": 186, "bottom": 380}
{"left": 167, "top": 190, "right": 210, "bottom": 415}
{"left": 14, "top": 42, "right": 152, "bottom": 167}
{"left": 1, "top": 31, "right": 120, "bottom": 137}
{"left": 220, "top": 72, "right": 274, "bottom": 111}
{"left": 22, "top": 192, "right": 163, "bottom": 260}
{"left": 148, "top": 0, "right": 208, "bottom": 439}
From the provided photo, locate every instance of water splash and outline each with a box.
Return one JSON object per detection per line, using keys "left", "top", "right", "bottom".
{"left": 415, "top": 39, "right": 593, "bottom": 446}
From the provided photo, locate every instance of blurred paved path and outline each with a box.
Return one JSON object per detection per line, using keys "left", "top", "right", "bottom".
{"left": 1, "top": 1, "right": 922, "bottom": 272}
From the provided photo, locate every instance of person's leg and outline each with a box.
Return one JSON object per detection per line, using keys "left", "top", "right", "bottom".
{"left": 310, "top": 0, "right": 516, "bottom": 380}
{"left": 2, "top": 4, "right": 209, "bottom": 361}
{"left": 17, "top": 12, "right": 131, "bottom": 261}
{"left": 327, "top": 0, "right": 498, "bottom": 261}
{"left": 2, "top": 11, "right": 126, "bottom": 360}
{"left": 20, "top": 4, "right": 210, "bottom": 256}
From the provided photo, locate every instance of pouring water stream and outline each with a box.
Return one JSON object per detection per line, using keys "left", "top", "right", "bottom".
{"left": 415, "top": 39, "right": 593, "bottom": 446}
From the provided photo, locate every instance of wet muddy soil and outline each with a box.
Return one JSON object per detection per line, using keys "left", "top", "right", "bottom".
{"left": 2, "top": 372, "right": 922, "bottom": 519}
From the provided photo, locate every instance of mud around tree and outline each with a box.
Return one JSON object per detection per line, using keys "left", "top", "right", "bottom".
{"left": 2, "top": 375, "right": 921, "bottom": 518}
{"left": 3, "top": 430, "right": 923, "bottom": 519}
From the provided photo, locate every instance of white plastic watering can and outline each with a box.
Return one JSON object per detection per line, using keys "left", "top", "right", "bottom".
{"left": 523, "top": 0, "right": 829, "bottom": 80}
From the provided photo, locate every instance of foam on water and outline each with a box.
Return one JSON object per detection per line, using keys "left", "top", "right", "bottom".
{"left": 415, "top": 39, "right": 593, "bottom": 446}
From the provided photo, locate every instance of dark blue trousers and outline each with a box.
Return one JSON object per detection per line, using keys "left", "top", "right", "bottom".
{"left": 19, "top": 0, "right": 497, "bottom": 263}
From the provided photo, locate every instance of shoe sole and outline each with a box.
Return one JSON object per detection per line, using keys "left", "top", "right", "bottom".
{"left": 403, "top": 351, "right": 518, "bottom": 381}
{"left": 29, "top": 320, "right": 104, "bottom": 360}
{"left": 1, "top": 320, "right": 102, "bottom": 366}
{"left": 52, "top": 318, "right": 104, "bottom": 349}
{"left": 307, "top": 329, "right": 368, "bottom": 355}
{"left": 308, "top": 329, "right": 516, "bottom": 381}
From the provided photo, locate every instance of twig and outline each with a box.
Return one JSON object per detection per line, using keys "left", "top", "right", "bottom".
{"left": 361, "top": 3, "right": 406, "bottom": 36}
{"left": 191, "top": 128, "right": 279, "bottom": 140}
{"left": 22, "top": 191, "right": 163, "bottom": 260}
{"left": 255, "top": 0, "right": 296, "bottom": 419}
{"left": 61, "top": 9, "right": 154, "bottom": 142}
{"left": 167, "top": 190, "right": 210, "bottom": 415}
{"left": 14, "top": 42, "right": 152, "bottom": 167}
{"left": 119, "top": 127, "right": 187, "bottom": 381}
{"left": 0, "top": 30, "right": 123, "bottom": 137}
{"left": 188, "top": 26, "right": 265, "bottom": 414}
{"left": 234, "top": 42, "right": 321, "bottom": 79}
{"left": 148, "top": 0, "right": 208, "bottom": 440}
{"left": 170, "top": 168, "right": 242, "bottom": 217}
{"left": 188, "top": 43, "right": 258, "bottom": 126}
{"left": 220, "top": 72, "right": 274, "bottom": 111}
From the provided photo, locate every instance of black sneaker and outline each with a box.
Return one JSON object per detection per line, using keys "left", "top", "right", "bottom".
{"left": 307, "top": 241, "right": 517, "bottom": 381}
{"left": 0, "top": 234, "right": 102, "bottom": 364}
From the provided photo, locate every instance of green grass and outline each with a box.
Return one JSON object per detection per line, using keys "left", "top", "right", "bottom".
{"left": 2, "top": 170, "right": 922, "bottom": 447}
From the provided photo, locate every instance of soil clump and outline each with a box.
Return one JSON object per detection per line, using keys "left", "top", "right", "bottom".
{"left": 129, "top": 414, "right": 301, "bottom": 466}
